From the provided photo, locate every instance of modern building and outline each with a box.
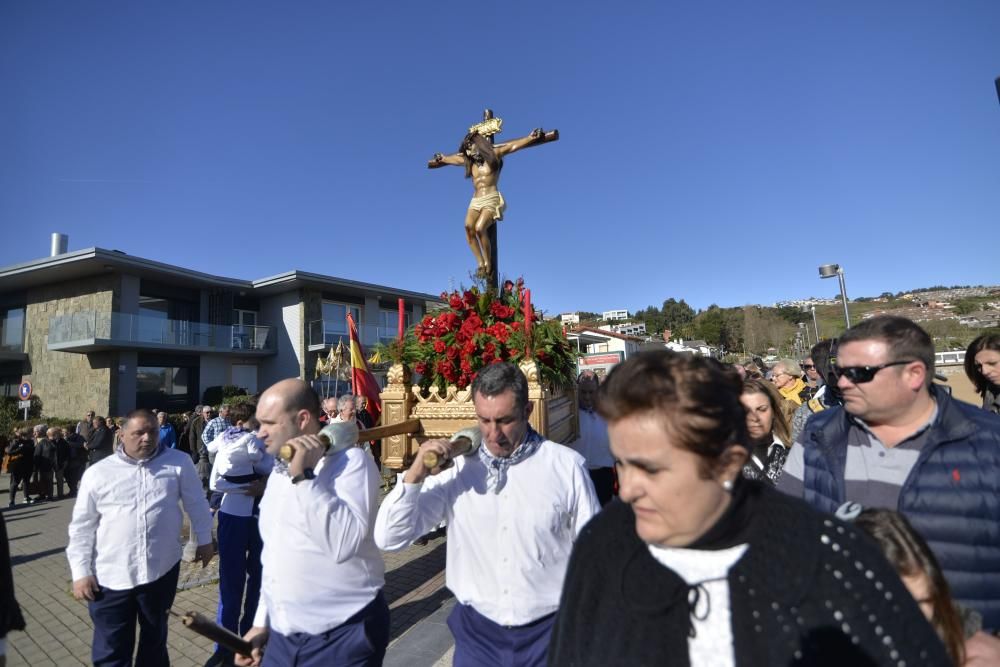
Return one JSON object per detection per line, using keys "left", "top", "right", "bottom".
{"left": 559, "top": 312, "right": 580, "bottom": 326}
{"left": 0, "top": 242, "right": 441, "bottom": 417}
{"left": 601, "top": 309, "right": 630, "bottom": 321}
{"left": 601, "top": 322, "right": 647, "bottom": 337}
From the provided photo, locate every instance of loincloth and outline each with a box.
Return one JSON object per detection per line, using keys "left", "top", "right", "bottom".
{"left": 468, "top": 191, "right": 506, "bottom": 221}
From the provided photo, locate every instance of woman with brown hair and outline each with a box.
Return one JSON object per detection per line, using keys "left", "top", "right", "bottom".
{"left": 739, "top": 379, "right": 791, "bottom": 485}
{"left": 854, "top": 508, "right": 1000, "bottom": 666}
{"left": 964, "top": 333, "right": 1000, "bottom": 415}
{"left": 547, "top": 350, "right": 950, "bottom": 666}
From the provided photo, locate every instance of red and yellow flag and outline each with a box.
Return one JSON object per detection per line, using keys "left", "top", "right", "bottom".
{"left": 347, "top": 314, "right": 382, "bottom": 425}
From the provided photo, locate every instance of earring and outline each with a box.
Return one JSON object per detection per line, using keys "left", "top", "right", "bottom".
{"left": 722, "top": 479, "right": 734, "bottom": 492}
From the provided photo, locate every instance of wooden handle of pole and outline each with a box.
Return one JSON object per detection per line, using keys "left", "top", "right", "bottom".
{"left": 278, "top": 419, "right": 422, "bottom": 462}
{"left": 422, "top": 437, "right": 474, "bottom": 470}
{"left": 177, "top": 611, "right": 254, "bottom": 657}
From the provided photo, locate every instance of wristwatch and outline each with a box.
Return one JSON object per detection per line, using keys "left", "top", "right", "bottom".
{"left": 290, "top": 468, "right": 316, "bottom": 485}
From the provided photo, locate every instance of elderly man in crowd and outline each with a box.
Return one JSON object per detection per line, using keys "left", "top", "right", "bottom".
{"left": 778, "top": 315, "right": 1000, "bottom": 632}
{"left": 85, "top": 416, "right": 115, "bottom": 465}
{"left": 67, "top": 409, "right": 214, "bottom": 666}
{"left": 375, "top": 362, "right": 599, "bottom": 667}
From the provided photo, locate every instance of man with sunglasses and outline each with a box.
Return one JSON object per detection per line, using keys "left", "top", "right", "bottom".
{"left": 777, "top": 315, "right": 1000, "bottom": 633}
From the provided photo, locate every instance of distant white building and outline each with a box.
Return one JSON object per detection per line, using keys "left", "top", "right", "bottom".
{"left": 602, "top": 309, "right": 629, "bottom": 321}
{"left": 600, "top": 322, "right": 647, "bottom": 337}
{"left": 560, "top": 312, "right": 580, "bottom": 326}
{"left": 567, "top": 327, "right": 644, "bottom": 360}
{"left": 665, "top": 339, "right": 715, "bottom": 357}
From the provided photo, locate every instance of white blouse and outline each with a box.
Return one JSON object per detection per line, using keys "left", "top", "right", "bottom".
{"left": 647, "top": 542, "right": 749, "bottom": 667}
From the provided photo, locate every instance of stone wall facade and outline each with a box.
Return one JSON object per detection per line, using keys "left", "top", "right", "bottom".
{"left": 23, "top": 274, "right": 121, "bottom": 419}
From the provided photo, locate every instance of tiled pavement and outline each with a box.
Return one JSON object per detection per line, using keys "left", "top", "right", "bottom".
{"left": 2, "top": 476, "right": 455, "bottom": 666}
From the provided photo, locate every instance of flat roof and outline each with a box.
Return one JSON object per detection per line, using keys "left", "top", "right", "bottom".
{"left": 0, "top": 248, "right": 442, "bottom": 304}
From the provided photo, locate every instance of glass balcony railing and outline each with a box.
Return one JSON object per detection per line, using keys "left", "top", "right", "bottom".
{"left": 48, "top": 311, "right": 276, "bottom": 353}
{"left": 307, "top": 320, "right": 400, "bottom": 349}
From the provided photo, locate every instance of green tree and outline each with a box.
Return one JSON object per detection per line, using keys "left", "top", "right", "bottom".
{"left": 661, "top": 298, "right": 695, "bottom": 333}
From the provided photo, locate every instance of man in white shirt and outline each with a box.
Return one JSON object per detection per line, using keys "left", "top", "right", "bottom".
{"left": 375, "top": 362, "right": 600, "bottom": 667}
{"left": 236, "top": 379, "right": 387, "bottom": 667}
{"left": 66, "top": 409, "right": 214, "bottom": 667}
{"left": 571, "top": 370, "right": 616, "bottom": 505}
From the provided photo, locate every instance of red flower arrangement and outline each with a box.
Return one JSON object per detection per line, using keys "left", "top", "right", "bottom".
{"left": 380, "top": 278, "right": 578, "bottom": 395}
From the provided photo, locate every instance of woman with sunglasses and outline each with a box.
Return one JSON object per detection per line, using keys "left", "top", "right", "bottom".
{"left": 547, "top": 351, "right": 950, "bottom": 666}
{"left": 964, "top": 334, "right": 1000, "bottom": 415}
{"left": 739, "top": 379, "right": 791, "bottom": 485}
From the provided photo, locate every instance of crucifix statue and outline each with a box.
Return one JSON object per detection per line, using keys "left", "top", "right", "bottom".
{"left": 428, "top": 109, "right": 558, "bottom": 287}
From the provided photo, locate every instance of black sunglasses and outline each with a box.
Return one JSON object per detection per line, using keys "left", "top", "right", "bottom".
{"left": 799, "top": 364, "right": 815, "bottom": 370}
{"left": 833, "top": 359, "right": 917, "bottom": 384}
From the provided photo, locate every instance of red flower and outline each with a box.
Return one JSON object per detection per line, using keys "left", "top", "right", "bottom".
{"left": 460, "top": 358, "right": 473, "bottom": 374}
{"left": 433, "top": 340, "right": 446, "bottom": 353}
{"left": 449, "top": 293, "right": 464, "bottom": 310}
{"left": 511, "top": 321, "right": 522, "bottom": 332}
{"left": 462, "top": 341, "right": 476, "bottom": 356}
{"left": 490, "top": 302, "right": 515, "bottom": 319}
{"left": 446, "top": 345, "right": 459, "bottom": 360}
{"left": 414, "top": 362, "right": 428, "bottom": 375}
{"left": 488, "top": 323, "right": 511, "bottom": 343}
{"left": 463, "top": 290, "right": 478, "bottom": 309}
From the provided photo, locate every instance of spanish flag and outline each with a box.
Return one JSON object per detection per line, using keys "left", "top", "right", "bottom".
{"left": 347, "top": 314, "right": 382, "bottom": 425}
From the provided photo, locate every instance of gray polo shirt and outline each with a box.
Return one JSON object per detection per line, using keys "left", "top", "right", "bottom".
{"left": 777, "top": 404, "right": 938, "bottom": 510}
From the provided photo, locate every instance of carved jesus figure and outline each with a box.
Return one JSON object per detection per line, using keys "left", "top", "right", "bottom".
{"left": 429, "top": 127, "right": 549, "bottom": 278}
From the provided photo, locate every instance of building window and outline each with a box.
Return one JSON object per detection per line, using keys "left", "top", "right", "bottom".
{"left": 378, "top": 310, "right": 410, "bottom": 343}
{"left": 322, "top": 302, "right": 362, "bottom": 338}
{"left": 1, "top": 307, "right": 24, "bottom": 351}
{"left": 136, "top": 366, "right": 191, "bottom": 411}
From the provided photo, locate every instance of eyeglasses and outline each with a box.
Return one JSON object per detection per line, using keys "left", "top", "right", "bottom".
{"left": 832, "top": 360, "right": 917, "bottom": 384}
{"left": 800, "top": 364, "right": 815, "bottom": 370}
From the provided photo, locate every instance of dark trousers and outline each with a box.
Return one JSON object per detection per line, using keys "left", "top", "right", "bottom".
{"left": 89, "top": 562, "right": 180, "bottom": 667}
{"left": 7, "top": 471, "right": 30, "bottom": 504}
{"left": 263, "top": 591, "right": 389, "bottom": 667}
{"left": 588, "top": 467, "right": 616, "bottom": 506}
{"left": 54, "top": 467, "right": 66, "bottom": 497}
{"left": 34, "top": 468, "right": 53, "bottom": 499}
{"left": 216, "top": 512, "right": 263, "bottom": 641}
{"left": 447, "top": 603, "right": 555, "bottom": 667}
{"left": 65, "top": 465, "right": 85, "bottom": 494}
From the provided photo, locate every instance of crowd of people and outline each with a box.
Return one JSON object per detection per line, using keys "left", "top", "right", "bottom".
{"left": 2, "top": 316, "right": 1000, "bottom": 666}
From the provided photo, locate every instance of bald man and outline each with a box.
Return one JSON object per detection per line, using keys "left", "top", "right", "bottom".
{"left": 236, "top": 379, "right": 387, "bottom": 667}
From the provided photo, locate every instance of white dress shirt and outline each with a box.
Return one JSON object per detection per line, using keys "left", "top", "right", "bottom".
{"left": 66, "top": 447, "right": 213, "bottom": 590}
{"left": 209, "top": 431, "right": 274, "bottom": 518}
{"left": 375, "top": 440, "right": 600, "bottom": 626}
{"left": 253, "top": 447, "right": 385, "bottom": 635}
{"left": 572, "top": 409, "right": 614, "bottom": 469}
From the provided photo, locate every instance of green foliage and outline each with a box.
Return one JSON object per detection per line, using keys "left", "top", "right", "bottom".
{"left": 202, "top": 385, "right": 248, "bottom": 408}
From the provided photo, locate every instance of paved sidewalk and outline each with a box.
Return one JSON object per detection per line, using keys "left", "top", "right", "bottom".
{"left": 2, "top": 475, "right": 455, "bottom": 666}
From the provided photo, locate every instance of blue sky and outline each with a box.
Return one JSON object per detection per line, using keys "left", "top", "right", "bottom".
{"left": 2, "top": 1, "right": 999, "bottom": 315}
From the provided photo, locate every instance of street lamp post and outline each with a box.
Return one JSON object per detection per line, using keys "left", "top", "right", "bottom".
{"left": 819, "top": 264, "right": 851, "bottom": 330}
{"left": 801, "top": 304, "right": 821, "bottom": 341}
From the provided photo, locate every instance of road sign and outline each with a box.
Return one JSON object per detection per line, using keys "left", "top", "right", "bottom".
{"left": 18, "top": 381, "right": 32, "bottom": 400}
{"left": 18, "top": 400, "right": 30, "bottom": 409}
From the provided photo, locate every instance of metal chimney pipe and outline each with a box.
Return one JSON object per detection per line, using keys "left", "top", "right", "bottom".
{"left": 51, "top": 233, "right": 68, "bottom": 256}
